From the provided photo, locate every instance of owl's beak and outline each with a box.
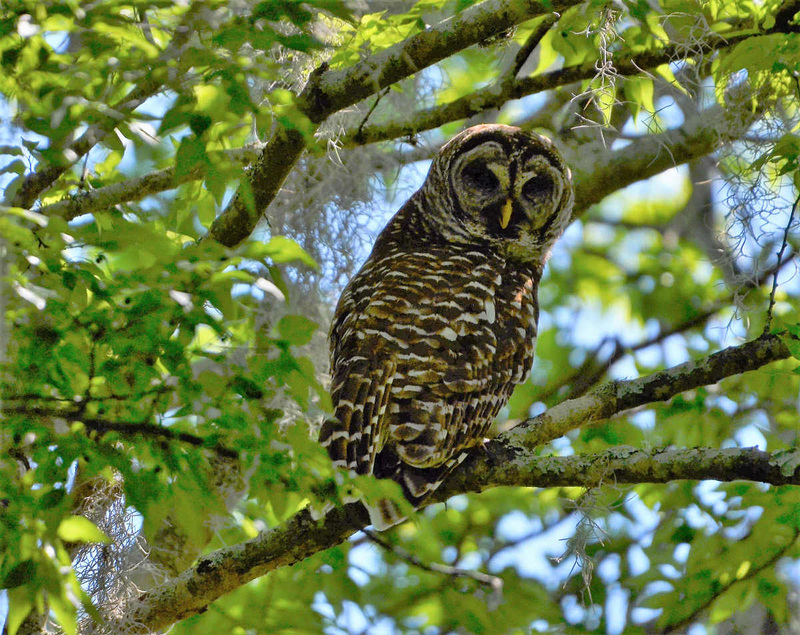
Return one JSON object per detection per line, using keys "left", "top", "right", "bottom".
{"left": 500, "top": 199, "right": 513, "bottom": 229}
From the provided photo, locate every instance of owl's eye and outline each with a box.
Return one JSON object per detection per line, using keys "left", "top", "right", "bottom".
{"left": 463, "top": 163, "right": 499, "bottom": 191}
{"left": 522, "top": 173, "right": 554, "bottom": 200}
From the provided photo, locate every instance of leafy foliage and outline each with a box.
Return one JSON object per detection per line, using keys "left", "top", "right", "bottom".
{"left": 1, "top": 0, "right": 799, "bottom": 633}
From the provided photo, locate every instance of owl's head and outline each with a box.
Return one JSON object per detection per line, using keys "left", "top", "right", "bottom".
{"left": 420, "top": 124, "right": 573, "bottom": 264}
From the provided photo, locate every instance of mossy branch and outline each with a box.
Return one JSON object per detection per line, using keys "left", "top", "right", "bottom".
{"left": 126, "top": 332, "right": 795, "bottom": 632}
{"left": 204, "top": 0, "right": 581, "bottom": 247}
{"left": 37, "top": 100, "right": 744, "bottom": 227}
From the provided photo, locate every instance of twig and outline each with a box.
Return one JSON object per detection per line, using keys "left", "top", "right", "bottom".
{"left": 510, "top": 13, "right": 560, "bottom": 78}
{"left": 3, "top": 405, "right": 239, "bottom": 459}
{"left": 488, "top": 332, "right": 792, "bottom": 460}
{"left": 764, "top": 188, "right": 799, "bottom": 334}
{"left": 657, "top": 527, "right": 800, "bottom": 634}
{"left": 532, "top": 230, "right": 799, "bottom": 407}
{"left": 362, "top": 528, "right": 503, "bottom": 608}
{"left": 355, "top": 87, "right": 390, "bottom": 144}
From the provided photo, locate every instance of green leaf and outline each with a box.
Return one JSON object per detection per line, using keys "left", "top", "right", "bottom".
{"left": 5, "top": 587, "right": 34, "bottom": 635}
{"left": 246, "top": 236, "right": 318, "bottom": 269}
{"left": 48, "top": 586, "right": 78, "bottom": 635}
{"left": 277, "top": 315, "right": 319, "bottom": 346}
{"left": 159, "top": 93, "right": 196, "bottom": 135}
{"left": 175, "top": 136, "right": 209, "bottom": 182}
{"left": 781, "top": 330, "right": 800, "bottom": 361}
{"left": 624, "top": 76, "right": 655, "bottom": 121}
{"left": 189, "top": 114, "right": 212, "bottom": 136}
{"left": 1, "top": 560, "right": 37, "bottom": 590}
{"left": 56, "top": 517, "right": 111, "bottom": 544}
{"left": 774, "top": 450, "right": 800, "bottom": 478}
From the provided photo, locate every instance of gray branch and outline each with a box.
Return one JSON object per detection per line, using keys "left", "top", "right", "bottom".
{"left": 568, "top": 98, "right": 760, "bottom": 218}
{"left": 338, "top": 22, "right": 791, "bottom": 148}
{"left": 37, "top": 144, "right": 266, "bottom": 222}
{"left": 204, "top": 0, "right": 581, "bottom": 247}
{"left": 38, "top": 99, "right": 749, "bottom": 227}
{"left": 123, "top": 332, "right": 795, "bottom": 632}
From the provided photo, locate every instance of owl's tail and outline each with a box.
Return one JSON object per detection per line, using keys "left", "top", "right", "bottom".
{"left": 317, "top": 414, "right": 470, "bottom": 530}
{"left": 366, "top": 446, "right": 470, "bottom": 530}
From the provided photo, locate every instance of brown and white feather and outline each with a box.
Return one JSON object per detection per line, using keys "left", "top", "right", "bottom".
{"left": 318, "top": 125, "right": 573, "bottom": 528}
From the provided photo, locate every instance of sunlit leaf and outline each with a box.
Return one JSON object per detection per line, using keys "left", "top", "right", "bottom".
{"left": 57, "top": 517, "right": 111, "bottom": 544}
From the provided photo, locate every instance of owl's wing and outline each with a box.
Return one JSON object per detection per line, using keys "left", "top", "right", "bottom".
{"left": 319, "top": 357, "right": 396, "bottom": 476}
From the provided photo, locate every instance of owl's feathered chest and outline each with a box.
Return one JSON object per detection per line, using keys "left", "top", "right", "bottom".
{"left": 331, "top": 243, "right": 540, "bottom": 386}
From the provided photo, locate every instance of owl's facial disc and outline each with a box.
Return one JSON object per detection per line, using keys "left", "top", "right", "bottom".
{"left": 450, "top": 142, "right": 510, "bottom": 232}
{"left": 451, "top": 142, "right": 566, "bottom": 241}
{"left": 514, "top": 155, "right": 565, "bottom": 234}
{"left": 421, "top": 125, "right": 573, "bottom": 260}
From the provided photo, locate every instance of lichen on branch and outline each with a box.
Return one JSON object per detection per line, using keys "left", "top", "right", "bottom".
{"left": 122, "top": 332, "right": 795, "bottom": 632}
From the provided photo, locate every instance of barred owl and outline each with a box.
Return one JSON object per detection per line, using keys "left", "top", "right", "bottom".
{"left": 319, "top": 124, "right": 574, "bottom": 527}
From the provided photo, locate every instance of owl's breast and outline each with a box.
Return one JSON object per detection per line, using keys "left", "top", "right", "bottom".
{"left": 331, "top": 246, "right": 539, "bottom": 391}
{"left": 491, "top": 265, "right": 540, "bottom": 384}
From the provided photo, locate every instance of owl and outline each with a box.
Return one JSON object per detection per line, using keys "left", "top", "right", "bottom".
{"left": 319, "top": 124, "right": 574, "bottom": 527}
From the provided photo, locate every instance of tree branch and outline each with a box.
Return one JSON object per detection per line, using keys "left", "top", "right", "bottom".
{"left": 496, "top": 333, "right": 790, "bottom": 454}
{"left": 2, "top": 405, "right": 239, "bottom": 459}
{"left": 338, "top": 25, "right": 776, "bottom": 148}
{"left": 36, "top": 97, "right": 751, "bottom": 226}
{"left": 569, "top": 97, "right": 758, "bottom": 217}
{"left": 204, "top": 0, "right": 581, "bottom": 247}
{"left": 34, "top": 4, "right": 782, "bottom": 229}
{"left": 457, "top": 446, "right": 800, "bottom": 493}
{"left": 37, "top": 144, "right": 267, "bottom": 221}
{"left": 122, "top": 332, "right": 795, "bottom": 632}
{"left": 534, "top": 254, "right": 797, "bottom": 405}
{"left": 362, "top": 528, "right": 503, "bottom": 604}
{"left": 8, "top": 6, "right": 199, "bottom": 209}
{"left": 131, "top": 502, "right": 369, "bottom": 630}
{"left": 657, "top": 526, "right": 800, "bottom": 634}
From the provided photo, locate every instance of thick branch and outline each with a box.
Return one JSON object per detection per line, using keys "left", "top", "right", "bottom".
{"left": 205, "top": 0, "right": 580, "bottom": 247}
{"left": 569, "top": 99, "right": 757, "bottom": 217}
{"left": 471, "top": 446, "right": 800, "bottom": 492}
{"left": 205, "top": 126, "right": 307, "bottom": 246}
{"left": 131, "top": 503, "right": 369, "bottom": 630}
{"left": 125, "top": 332, "right": 795, "bottom": 631}
{"left": 340, "top": 25, "right": 783, "bottom": 147}
{"left": 307, "top": 0, "right": 577, "bottom": 124}
{"left": 131, "top": 443, "right": 800, "bottom": 631}
{"left": 446, "top": 446, "right": 800, "bottom": 497}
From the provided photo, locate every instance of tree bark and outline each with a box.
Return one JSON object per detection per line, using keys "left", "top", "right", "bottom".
{"left": 123, "top": 332, "right": 795, "bottom": 632}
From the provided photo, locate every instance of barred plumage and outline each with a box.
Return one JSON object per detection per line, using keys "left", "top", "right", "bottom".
{"left": 319, "top": 124, "right": 574, "bottom": 527}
